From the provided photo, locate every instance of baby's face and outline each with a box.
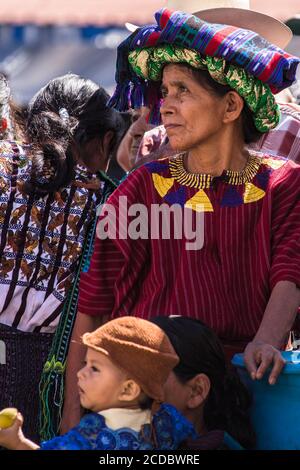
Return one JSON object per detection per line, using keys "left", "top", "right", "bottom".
{"left": 77, "top": 348, "right": 128, "bottom": 412}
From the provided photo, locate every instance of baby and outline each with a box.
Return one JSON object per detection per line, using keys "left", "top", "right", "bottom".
{"left": 0, "top": 316, "right": 196, "bottom": 450}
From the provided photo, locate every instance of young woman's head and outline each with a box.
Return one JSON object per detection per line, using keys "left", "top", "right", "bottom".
{"left": 72, "top": 87, "right": 131, "bottom": 173}
{"left": 25, "top": 73, "right": 129, "bottom": 194}
{"left": 151, "top": 316, "right": 255, "bottom": 449}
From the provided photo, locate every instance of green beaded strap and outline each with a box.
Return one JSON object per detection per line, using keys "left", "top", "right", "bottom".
{"left": 39, "top": 173, "right": 117, "bottom": 441}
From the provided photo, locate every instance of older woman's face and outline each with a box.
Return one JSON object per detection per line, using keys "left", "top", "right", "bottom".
{"left": 163, "top": 371, "right": 191, "bottom": 414}
{"left": 160, "top": 64, "right": 226, "bottom": 151}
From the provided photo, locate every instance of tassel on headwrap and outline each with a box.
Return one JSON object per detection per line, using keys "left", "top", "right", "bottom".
{"left": 131, "top": 79, "right": 146, "bottom": 109}
{"left": 108, "top": 81, "right": 131, "bottom": 112}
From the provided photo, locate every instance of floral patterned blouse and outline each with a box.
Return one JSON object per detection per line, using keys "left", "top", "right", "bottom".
{"left": 0, "top": 140, "right": 104, "bottom": 333}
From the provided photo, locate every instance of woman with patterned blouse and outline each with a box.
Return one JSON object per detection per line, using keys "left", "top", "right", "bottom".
{"left": 67, "top": 9, "right": 300, "bottom": 431}
{"left": 0, "top": 73, "right": 128, "bottom": 440}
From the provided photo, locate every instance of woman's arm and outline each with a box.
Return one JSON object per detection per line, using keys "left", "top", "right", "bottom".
{"left": 244, "top": 280, "right": 300, "bottom": 384}
{"left": 245, "top": 164, "right": 300, "bottom": 384}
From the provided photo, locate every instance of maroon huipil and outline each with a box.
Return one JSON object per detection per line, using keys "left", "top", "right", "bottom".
{"left": 78, "top": 153, "right": 300, "bottom": 344}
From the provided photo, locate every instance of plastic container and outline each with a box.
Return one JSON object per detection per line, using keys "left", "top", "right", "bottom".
{"left": 232, "top": 351, "right": 300, "bottom": 450}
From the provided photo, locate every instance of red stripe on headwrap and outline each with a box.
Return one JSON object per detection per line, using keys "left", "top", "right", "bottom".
{"left": 204, "top": 26, "right": 238, "bottom": 56}
{"left": 146, "top": 31, "right": 161, "bottom": 47}
{"left": 159, "top": 9, "right": 172, "bottom": 30}
{"left": 257, "top": 53, "right": 281, "bottom": 87}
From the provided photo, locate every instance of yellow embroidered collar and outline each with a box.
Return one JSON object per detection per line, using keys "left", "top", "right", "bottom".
{"left": 169, "top": 153, "right": 262, "bottom": 189}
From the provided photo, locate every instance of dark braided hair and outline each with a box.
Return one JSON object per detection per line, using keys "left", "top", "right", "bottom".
{"left": 73, "top": 88, "right": 130, "bottom": 158}
{"left": 25, "top": 73, "right": 129, "bottom": 195}
{"left": 151, "top": 316, "right": 255, "bottom": 449}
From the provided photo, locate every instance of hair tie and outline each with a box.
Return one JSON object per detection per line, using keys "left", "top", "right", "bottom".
{"left": 59, "top": 107, "right": 69, "bottom": 125}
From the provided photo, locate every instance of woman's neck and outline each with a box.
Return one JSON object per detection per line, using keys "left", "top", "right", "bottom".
{"left": 184, "top": 407, "right": 207, "bottom": 435}
{"left": 185, "top": 129, "right": 248, "bottom": 176}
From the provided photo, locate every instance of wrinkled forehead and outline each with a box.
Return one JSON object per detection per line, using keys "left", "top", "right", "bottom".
{"left": 161, "top": 63, "right": 199, "bottom": 85}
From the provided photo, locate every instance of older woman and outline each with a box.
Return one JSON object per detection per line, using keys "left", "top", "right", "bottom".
{"left": 64, "top": 9, "right": 300, "bottom": 431}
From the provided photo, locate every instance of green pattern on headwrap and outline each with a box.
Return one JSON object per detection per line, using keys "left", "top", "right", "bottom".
{"left": 128, "top": 45, "right": 280, "bottom": 132}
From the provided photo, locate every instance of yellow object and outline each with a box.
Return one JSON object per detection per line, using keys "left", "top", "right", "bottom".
{"left": 185, "top": 190, "right": 214, "bottom": 212}
{"left": 0, "top": 408, "right": 18, "bottom": 429}
{"left": 244, "top": 183, "right": 265, "bottom": 204}
{"left": 262, "top": 157, "right": 286, "bottom": 169}
{"left": 152, "top": 173, "right": 174, "bottom": 197}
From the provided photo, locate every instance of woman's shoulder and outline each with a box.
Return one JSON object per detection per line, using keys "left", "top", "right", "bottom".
{"left": 128, "top": 157, "right": 174, "bottom": 187}
{"left": 129, "top": 157, "right": 171, "bottom": 181}
{"left": 258, "top": 153, "right": 300, "bottom": 184}
{"left": 106, "top": 157, "right": 172, "bottom": 203}
{"left": 266, "top": 152, "right": 299, "bottom": 172}
{"left": 255, "top": 154, "right": 300, "bottom": 207}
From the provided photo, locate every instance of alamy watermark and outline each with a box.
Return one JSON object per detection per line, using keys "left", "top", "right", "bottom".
{"left": 96, "top": 196, "right": 205, "bottom": 251}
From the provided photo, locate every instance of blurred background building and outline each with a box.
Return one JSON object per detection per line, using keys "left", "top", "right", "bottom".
{"left": 0, "top": 0, "right": 299, "bottom": 104}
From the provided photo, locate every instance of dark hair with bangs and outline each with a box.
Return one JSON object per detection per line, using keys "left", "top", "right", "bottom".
{"left": 151, "top": 316, "right": 256, "bottom": 449}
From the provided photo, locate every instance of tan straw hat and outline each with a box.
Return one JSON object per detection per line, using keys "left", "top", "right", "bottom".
{"left": 168, "top": 1, "right": 292, "bottom": 48}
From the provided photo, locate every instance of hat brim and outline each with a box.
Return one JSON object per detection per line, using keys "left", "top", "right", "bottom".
{"left": 193, "top": 8, "right": 292, "bottom": 49}
{"left": 125, "top": 8, "right": 292, "bottom": 49}
{"left": 125, "top": 22, "right": 139, "bottom": 32}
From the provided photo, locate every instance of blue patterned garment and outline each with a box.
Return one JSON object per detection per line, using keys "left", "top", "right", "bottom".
{"left": 40, "top": 404, "right": 197, "bottom": 450}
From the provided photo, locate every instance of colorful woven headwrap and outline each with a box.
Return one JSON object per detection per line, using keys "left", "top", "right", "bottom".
{"left": 129, "top": 45, "right": 280, "bottom": 132}
{"left": 109, "top": 8, "right": 300, "bottom": 132}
